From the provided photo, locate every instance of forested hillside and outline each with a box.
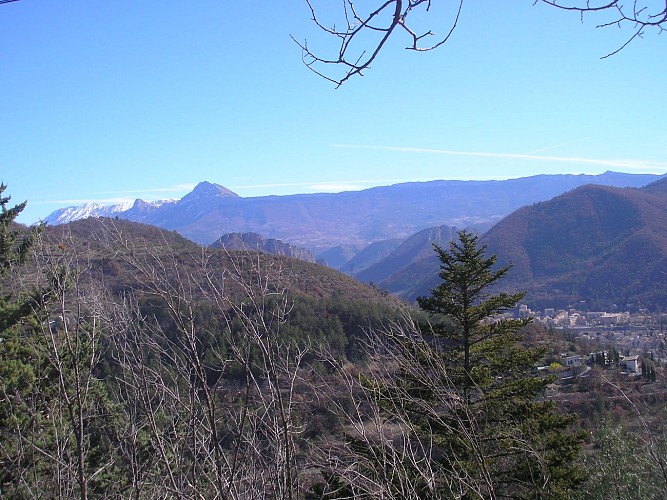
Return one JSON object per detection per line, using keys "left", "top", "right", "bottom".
{"left": 483, "top": 182, "right": 667, "bottom": 309}
{"left": 1, "top": 208, "right": 408, "bottom": 497}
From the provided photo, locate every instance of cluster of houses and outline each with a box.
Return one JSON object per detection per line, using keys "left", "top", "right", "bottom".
{"left": 518, "top": 304, "right": 634, "bottom": 328}
{"left": 559, "top": 351, "right": 640, "bottom": 374}
{"left": 517, "top": 304, "right": 666, "bottom": 368}
{"left": 512, "top": 304, "right": 667, "bottom": 386}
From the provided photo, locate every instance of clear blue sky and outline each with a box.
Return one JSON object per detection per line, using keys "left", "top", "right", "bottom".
{"left": 2, "top": 1, "right": 665, "bottom": 224}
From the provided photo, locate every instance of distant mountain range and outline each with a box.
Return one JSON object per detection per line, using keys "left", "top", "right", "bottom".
{"left": 43, "top": 172, "right": 667, "bottom": 310}
{"left": 363, "top": 178, "right": 667, "bottom": 310}
{"left": 43, "top": 172, "right": 665, "bottom": 256}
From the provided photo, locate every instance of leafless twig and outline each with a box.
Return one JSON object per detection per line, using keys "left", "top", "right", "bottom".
{"left": 294, "top": 0, "right": 464, "bottom": 86}
{"left": 537, "top": 0, "right": 667, "bottom": 58}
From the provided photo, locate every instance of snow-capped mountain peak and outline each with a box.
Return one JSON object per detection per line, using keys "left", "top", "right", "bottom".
{"left": 42, "top": 182, "right": 237, "bottom": 226}
{"left": 43, "top": 201, "right": 134, "bottom": 225}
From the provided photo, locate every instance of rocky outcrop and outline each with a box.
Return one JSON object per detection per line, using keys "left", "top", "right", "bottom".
{"left": 210, "top": 232, "right": 316, "bottom": 263}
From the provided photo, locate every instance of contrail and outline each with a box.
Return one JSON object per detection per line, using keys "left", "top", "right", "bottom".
{"left": 525, "top": 138, "right": 589, "bottom": 155}
{"left": 333, "top": 144, "right": 666, "bottom": 171}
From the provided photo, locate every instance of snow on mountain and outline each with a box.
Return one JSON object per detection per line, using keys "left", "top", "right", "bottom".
{"left": 43, "top": 201, "right": 135, "bottom": 225}
{"left": 43, "top": 198, "right": 181, "bottom": 225}
{"left": 42, "top": 183, "right": 235, "bottom": 226}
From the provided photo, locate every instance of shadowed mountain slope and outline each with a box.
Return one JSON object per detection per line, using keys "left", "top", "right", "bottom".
{"left": 356, "top": 225, "right": 457, "bottom": 285}
{"left": 339, "top": 239, "right": 402, "bottom": 275}
{"left": 397, "top": 181, "right": 667, "bottom": 310}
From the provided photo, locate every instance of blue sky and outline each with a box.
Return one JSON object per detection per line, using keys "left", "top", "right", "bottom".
{"left": 2, "top": 1, "right": 666, "bottom": 224}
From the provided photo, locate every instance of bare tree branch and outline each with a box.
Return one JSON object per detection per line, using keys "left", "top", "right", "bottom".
{"left": 298, "top": 0, "right": 664, "bottom": 85}
{"left": 101, "top": 220, "right": 308, "bottom": 498}
{"left": 536, "top": 0, "right": 667, "bottom": 58}
{"left": 294, "top": 0, "right": 464, "bottom": 87}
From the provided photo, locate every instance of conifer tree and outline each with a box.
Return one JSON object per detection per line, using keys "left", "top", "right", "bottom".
{"left": 0, "top": 183, "right": 47, "bottom": 493}
{"left": 0, "top": 183, "right": 39, "bottom": 328}
{"left": 411, "top": 230, "right": 584, "bottom": 498}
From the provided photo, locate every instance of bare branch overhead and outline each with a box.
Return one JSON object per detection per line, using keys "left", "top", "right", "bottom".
{"left": 537, "top": 0, "right": 667, "bottom": 58}
{"left": 296, "top": 0, "right": 666, "bottom": 85}
{"left": 293, "top": 0, "right": 464, "bottom": 87}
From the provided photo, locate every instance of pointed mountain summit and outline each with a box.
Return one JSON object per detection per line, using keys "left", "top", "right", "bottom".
{"left": 180, "top": 182, "right": 239, "bottom": 203}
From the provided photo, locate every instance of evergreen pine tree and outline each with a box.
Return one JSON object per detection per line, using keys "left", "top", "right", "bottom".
{"left": 410, "top": 230, "right": 585, "bottom": 498}
{"left": 0, "top": 184, "right": 49, "bottom": 493}
{"left": 0, "top": 185, "right": 122, "bottom": 497}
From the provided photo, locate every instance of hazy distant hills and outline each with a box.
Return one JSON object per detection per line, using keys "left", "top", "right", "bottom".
{"left": 317, "top": 244, "right": 366, "bottom": 269}
{"left": 339, "top": 239, "right": 402, "bottom": 275}
{"left": 44, "top": 172, "right": 664, "bottom": 254}
{"left": 40, "top": 173, "right": 667, "bottom": 310}
{"left": 356, "top": 225, "right": 457, "bottom": 285}
{"left": 373, "top": 179, "right": 667, "bottom": 310}
{"left": 42, "top": 172, "right": 667, "bottom": 310}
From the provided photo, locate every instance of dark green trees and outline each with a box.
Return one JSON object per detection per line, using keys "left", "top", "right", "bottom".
{"left": 417, "top": 230, "right": 529, "bottom": 402}
{"left": 413, "top": 230, "right": 584, "bottom": 498}
{"left": 0, "top": 183, "right": 39, "bottom": 329}
{"left": 0, "top": 184, "right": 46, "bottom": 493}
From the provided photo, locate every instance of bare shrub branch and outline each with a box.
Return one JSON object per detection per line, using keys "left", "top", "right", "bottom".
{"left": 100, "top": 220, "right": 308, "bottom": 498}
